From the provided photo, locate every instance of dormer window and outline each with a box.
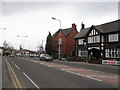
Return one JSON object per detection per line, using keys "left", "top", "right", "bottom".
{"left": 108, "top": 34, "right": 118, "bottom": 42}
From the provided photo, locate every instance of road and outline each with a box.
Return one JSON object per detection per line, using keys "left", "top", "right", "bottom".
{"left": 2, "top": 56, "right": 119, "bottom": 89}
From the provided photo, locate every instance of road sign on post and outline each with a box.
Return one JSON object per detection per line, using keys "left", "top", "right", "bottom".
{"left": 58, "top": 38, "right": 62, "bottom": 44}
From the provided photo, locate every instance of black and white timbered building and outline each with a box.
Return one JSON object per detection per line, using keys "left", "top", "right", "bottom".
{"left": 74, "top": 20, "right": 120, "bottom": 60}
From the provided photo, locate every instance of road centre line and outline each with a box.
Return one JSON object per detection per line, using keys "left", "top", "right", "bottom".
{"left": 23, "top": 72, "right": 40, "bottom": 89}
{"left": 15, "top": 64, "right": 20, "bottom": 70}
{"left": 62, "top": 69, "right": 102, "bottom": 82}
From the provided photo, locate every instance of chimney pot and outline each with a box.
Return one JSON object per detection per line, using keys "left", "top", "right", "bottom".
{"left": 81, "top": 22, "right": 85, "bottom": 30}
{"left": 72, "top": 23, "right": 76, "bottom": 28}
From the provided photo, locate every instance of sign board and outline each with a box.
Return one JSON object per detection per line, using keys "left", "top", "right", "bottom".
{"left": 102, "top": 60, "right": 120, "bottom": 65}
{"left": 58, "top": 38, "right": 62, "bottom": 44}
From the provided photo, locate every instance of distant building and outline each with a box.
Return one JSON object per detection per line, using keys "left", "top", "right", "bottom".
{"left": 0, "top": 47, "right": 3, "bottom": 56}
{"left": 74, "top": 20, "right": 120, "bottom": 59}
{"left": 52, "top": 23, "right": 78, "bottom": 57}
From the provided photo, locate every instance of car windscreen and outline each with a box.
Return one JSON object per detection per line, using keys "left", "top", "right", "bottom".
{"left": 44, "top": 54, "right": 50, "bottom": 57}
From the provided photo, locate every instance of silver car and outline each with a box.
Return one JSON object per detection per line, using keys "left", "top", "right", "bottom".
{"left": 39, "top": 54, "right": 53, "bottom": 61}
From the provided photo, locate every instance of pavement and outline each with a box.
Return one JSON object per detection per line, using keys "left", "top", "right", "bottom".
{"left": 2, "top": 56, "right": 12, "bottom": 88}
{"left": 0, "top": 56, "right": 2, "bottom": 89}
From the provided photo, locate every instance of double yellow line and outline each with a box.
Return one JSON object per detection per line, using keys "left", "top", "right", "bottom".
{"left": 3, "top": 57, "right": 23, "bottom": 89}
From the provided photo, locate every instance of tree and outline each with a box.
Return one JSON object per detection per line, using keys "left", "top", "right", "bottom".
{"left": 45, "top": 32, "right": 53, "bottom": 55}
{"left": 3, "top": 40, "right": 9, "bottom": 49}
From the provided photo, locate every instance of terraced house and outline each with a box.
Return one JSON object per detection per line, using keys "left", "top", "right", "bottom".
{"left": 74, "top": 20, "right": 120, "bottom": 60}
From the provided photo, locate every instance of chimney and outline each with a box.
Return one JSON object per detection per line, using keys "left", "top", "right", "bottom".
{"left": 81, "top": 22, "right": 85, "bottom": 30}
{"left": 72, "top": 23, "right": 76, "bottom": 28}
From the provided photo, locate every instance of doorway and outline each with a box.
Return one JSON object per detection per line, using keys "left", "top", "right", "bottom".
{"left": 88, "top": 48, "right": 101, "bottom": 59}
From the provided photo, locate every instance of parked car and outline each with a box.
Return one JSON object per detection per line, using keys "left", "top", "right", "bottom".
{"left": 10, "top": 54, "right": 15, "bottom": 57}
{"left": 39, "top": 54, "right": 53, "bottom": 61}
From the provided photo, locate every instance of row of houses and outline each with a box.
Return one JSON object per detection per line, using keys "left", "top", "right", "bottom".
{"left": 51, "top": 20, "right": 120, "bottom": 60}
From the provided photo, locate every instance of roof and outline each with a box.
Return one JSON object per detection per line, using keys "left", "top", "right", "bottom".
{"left": 61, "top": 28, "right": 73, "bottom": 36}
{"left": 53, "top": 27, "right": 75, "bottom": 37}
{"left": 74, "top": 28, "right": 89, "bottom": 39}
{"left": 96, "top": 20, "right": 119, "bottom": 33}
{"left": 74, "top": 20, "right": 119, "bottom": 39}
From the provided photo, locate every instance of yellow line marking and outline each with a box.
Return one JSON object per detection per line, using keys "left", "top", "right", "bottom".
{"left": 7, "top": 64, "right": 18, "bottom": 88}
{"left": 4, "top": 57, "right": 23, "bottom": 88}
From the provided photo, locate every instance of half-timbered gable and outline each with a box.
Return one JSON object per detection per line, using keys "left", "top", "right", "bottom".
{"left": 74, "top": 20, "right": 120, "bottom": 60}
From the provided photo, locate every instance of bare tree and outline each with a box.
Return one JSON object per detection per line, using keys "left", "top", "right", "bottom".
{"left": 37, "top": 43, "right": 43, "bottom": 54}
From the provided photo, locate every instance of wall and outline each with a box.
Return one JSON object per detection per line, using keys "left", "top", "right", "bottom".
{"left": 66, "top": 28, "right": 78, "bottom": 57}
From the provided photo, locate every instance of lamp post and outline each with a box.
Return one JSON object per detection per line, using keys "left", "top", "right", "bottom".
{"left": 0, "top": 28, "right": 6, "bottom": 30}
{"left": 17, "top": 35, "right": 28, "bottom": 49}
{"left": 52, "top": 17, "right": 61, "bottom": 29}
{"left": 52, "top": 17, "right": 61, "bottom": 60}
{"left": 17, "top": 35, "right": 28, "bottom": 56}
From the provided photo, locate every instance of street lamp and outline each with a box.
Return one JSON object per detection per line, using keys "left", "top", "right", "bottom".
{"left": 17, "top": 35, "right": 28, "bottom": 49}
{"left": 52, "top": 17, "right": 62, "bottom": 60}
{"left": 0, "top": 28, "right": 6, "bottom": 30}
{"left": 52, "top": 17, "right": 61, "bottom": 29}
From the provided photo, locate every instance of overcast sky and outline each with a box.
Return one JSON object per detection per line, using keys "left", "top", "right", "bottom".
{"left": 0, "top": 0, "right": 119, "bottom": 51}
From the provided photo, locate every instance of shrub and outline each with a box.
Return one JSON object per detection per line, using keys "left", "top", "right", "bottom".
{"left": 90, "top": 57, "right": 97, "bottom": 60}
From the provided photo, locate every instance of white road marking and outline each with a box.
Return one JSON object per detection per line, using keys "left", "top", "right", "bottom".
{"left": 62, "top": 69, "right": 102, "bottom": 82}
{"left": 23, "top": 73, "right": 40, "bottom": 89}
{"left": 15, "top": 64, "right": 20, "bottom": 70}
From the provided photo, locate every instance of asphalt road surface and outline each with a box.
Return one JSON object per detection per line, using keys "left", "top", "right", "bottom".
{"left": 2, "top": 56, "right": 119, "bottom": 89}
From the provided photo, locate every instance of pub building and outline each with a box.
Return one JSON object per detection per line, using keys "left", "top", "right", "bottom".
{"left": 74, "top": 20, "right": 120, "bottom": 60}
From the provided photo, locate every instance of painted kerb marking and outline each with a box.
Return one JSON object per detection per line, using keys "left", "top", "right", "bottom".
{"left": 3, "top": 57, "right": 23, "bottom": 88}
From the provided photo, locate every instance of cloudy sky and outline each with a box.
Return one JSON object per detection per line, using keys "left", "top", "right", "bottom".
{"left": 0, "top": 0, "right": 119, "bottom": 51}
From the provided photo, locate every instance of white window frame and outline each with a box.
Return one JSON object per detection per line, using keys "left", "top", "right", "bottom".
{"left": 78, "top": 39, "right": 84, "bottom": 45}
{"left": 108, "top": 34, "right": 118, "bottom": 42}
{"left": 78, "top": 50, "right": 81, "bottom": 57}
{"left": 105, "top": 48, "right": 120, "bottom": 58}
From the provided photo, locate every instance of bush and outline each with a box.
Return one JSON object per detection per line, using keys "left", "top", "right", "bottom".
{"left": 68, "top": 57, "right": 87, "bottom": 62}
{"left": 88, "top": 59, "right": 102, "bottom": 64}
{"left": 52, "top": 53, "right": 58, "bottom": 59}
{"left": 90, "top": 57, "right": 97, "bottom": 60}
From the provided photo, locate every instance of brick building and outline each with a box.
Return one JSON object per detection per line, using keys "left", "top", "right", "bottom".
{"left": 52, "top": 23, "right": 78, "bottom": 57}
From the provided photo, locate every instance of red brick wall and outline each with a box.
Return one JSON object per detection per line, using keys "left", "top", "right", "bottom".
{"left": 52, "top": 27, "right": 78, "bottom": 57}
{"left": 66, "top": 28, "right": 78, "bottom": 56}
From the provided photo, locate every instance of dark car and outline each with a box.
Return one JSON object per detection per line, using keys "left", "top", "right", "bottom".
{"left": 39, "top": 54, "right": 53, "bottom": 61}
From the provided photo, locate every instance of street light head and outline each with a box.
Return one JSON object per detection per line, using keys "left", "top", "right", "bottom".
{"left": 17, "top": 35, "right": 20, "bottom": 37}
{"left": 3, "top": 28, "right": 6, "bottom": 30}
{"left": 52, "top": 17, "right": 56, "bottom": 20}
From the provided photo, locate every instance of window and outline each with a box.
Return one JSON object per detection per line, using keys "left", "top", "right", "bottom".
{"left": 88, "top": 35, "right": 100, "bottom": 43}
{"left": 101, "top": 36, "right": 104, "bottom": 42}
{"left": 78, "top": 50, "right": 81, "bottom": 57}
{"left": 109, "top": 34, "right": 118, "bottom": 42}
{"left": 105, "top": 49, "right": 109, "bottom": 57}
{"left": 78, "top": 39, "right": 84, "bottom": 45}
{"left": 89, "top": 29, "right": 99, "bottom": 36}
{"left": 78, "top": 50, "right": 87, "bottom": 57}
{"left": 105, "top": 48, "right": 120, "bottom": 58}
